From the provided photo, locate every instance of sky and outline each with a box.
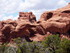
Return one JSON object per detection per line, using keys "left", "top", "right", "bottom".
{"left": 0, "top": 0, "right": 70, "bottom": 21}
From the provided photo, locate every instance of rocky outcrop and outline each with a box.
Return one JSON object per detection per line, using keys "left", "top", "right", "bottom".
{"left": 39, "top": 3, "right": 70, "bottom": 34}
{"left": 0, "top": 3, "right": 70, "bottom": 43}
{"left": 18, "top": 12, "right": 36, "bottom": 23}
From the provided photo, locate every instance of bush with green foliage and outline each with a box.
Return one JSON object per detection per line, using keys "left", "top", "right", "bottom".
{"left": 16, "top": 38, "right": 46, "bottom": 53}
{"left": 42, "top": 35, "right": 70, "bottom": 53}
{"left": 0, "top": 35, "right": 70, "bottom": 53}
{"left": 0, "top": 43, "right": 17, "bottom": 53}
{"left": 42, "top": 35, "right": 61, "bottom": 53}
{"left": 56, "top": 38, "right": 70, "bottom": 53}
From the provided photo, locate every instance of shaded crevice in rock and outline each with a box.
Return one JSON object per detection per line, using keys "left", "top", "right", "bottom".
{"left": 28, "top": 28, "right": 36, "bottom": 37}
{"left": 67, "top": 30, "right": 70, "bottom": 35}
{"left": 36, "top": 25, "right": 46, "bottom": 35}
{"left": 62, "top": 10, "right": 70, "bottom": 13}
{"left": 46, "top": 12, "right": 53, "bottom": 20}
{"left": 25, "top": 36, "right": 33, "bottom": 42}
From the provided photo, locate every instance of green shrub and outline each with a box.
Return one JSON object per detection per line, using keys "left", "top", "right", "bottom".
{"left": 16, "top": 39, "right": 46, "bottom": 53}
{"left": 0, "top": 35, "right": 70, "bottom": 53}
{"left": 56, "top": 38, "right": 70, "bottom": 53}
{"left": 0, "top": 43, "right": 17, "bottom": 53}
{"left": 42, "top": 35, "right": 60, "bottom": 53}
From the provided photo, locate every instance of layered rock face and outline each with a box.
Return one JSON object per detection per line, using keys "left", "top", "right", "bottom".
{"left": 39, "top": 4, "right": 70, "bottom": 34}
{"left": 0, "top": 3, "right": 70, "bottom": 43}
{"left": 0, "top": 12, "right": 37, "bottom": 43}
{"left": 18, "top": 12, "right": 36, "bottom": 23}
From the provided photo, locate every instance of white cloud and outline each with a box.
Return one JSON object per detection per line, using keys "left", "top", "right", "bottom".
{"left": 56, "top": 0, "right": 68, "bottom": 8}
{"left": 0, "top": 0, "right": 69, "bottom": 21}
{"left": 0, "top": 15, "right": 18, "bottom": 21}
{"left": 25, "top": 0, "right": 68, "bottom": 10}
{"left": 0, "top": 0, "right": 24, "bottom": 14}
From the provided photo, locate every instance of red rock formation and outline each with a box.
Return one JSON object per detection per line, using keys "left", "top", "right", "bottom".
{"left": 39, "top": 3, "right": 70, "bottom": 34}
{"left": 0, "top": 3, "right": 70, "bottom": 43}
{"left": 18, "top": 12, "right": 36, "bottom": 23}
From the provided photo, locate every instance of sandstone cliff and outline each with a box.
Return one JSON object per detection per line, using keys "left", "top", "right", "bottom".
{"left": 0, "top": 3, "right": 70, "bottom": 43}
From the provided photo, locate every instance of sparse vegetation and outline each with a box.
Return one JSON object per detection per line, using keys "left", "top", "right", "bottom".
{"left": 0, "top": 35, "right": 70, "bottom": 53}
